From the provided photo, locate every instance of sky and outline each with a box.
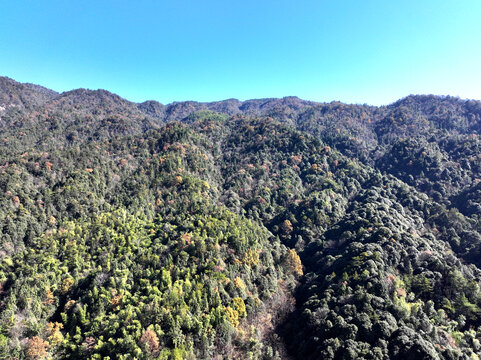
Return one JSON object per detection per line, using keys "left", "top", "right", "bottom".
{"left": 1, "top": 1, "right": 480, "bottom": 105}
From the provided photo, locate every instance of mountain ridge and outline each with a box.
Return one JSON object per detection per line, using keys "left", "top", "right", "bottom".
{"left": 5, "top": 75, "right": 480, "bottom": 116}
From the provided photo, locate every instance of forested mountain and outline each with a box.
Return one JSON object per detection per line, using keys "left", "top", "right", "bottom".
{"left": 0, "top": 76, "right": 481, "bottom": 359}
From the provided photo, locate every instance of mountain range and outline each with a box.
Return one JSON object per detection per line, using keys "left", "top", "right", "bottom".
{"left": 0, "top": 76, "right": 481, "bottom": 359}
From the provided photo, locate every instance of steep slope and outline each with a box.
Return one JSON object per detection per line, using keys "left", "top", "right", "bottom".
{"left": 2, "top": 116, "right": 480, "bottom": 359}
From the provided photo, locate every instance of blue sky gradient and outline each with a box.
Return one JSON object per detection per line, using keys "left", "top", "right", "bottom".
{"left": 1, "top": 1, "right": 480, "bottom": 105}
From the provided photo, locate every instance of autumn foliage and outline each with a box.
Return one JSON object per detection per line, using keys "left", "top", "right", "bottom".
{"left": 26, "top": 336, "right": 49, "bottom": 360}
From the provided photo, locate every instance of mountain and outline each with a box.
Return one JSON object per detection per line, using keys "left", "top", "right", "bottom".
{"left": 0, "top": 76, "right": 480, "bottom": 359}
{"left": 0, "top": 77, "right": 58, "bottom": 110}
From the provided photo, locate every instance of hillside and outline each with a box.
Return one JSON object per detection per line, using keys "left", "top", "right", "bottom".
{"left": 0, "top": 77, "right": 481, "bottom": 359}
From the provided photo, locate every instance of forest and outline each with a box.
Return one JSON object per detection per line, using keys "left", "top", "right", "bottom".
{"left": 1, "top": 76, "right": 481, "bottom": 359}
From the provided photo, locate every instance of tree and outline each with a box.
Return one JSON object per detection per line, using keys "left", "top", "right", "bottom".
{"left": 281, "top": 219, "right": 293, "bottom": 235}
{"left": 26, "top": 336, "right": 49, "bottom": 360}
{"left": 139, "top": 328, "right": 160, "bottom": 357}
{"left": 45, "top": 322, "right": 64, "bottom": 347}
{"left": 286, "top": 249, "right": 303, "bottom": 276}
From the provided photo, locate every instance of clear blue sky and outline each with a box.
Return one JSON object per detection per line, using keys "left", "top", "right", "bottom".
{"left": 1, "top": 1, "right": 480, "bottom": 105}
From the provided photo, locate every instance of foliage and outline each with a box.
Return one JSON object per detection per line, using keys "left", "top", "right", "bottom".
{"left": 1, "top": 77, "right": 481, "bottom": 359}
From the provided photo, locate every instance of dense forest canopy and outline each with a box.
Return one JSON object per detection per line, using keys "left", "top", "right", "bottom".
{"left": 1, "top": 76, "right": 481, "bottom": 359}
